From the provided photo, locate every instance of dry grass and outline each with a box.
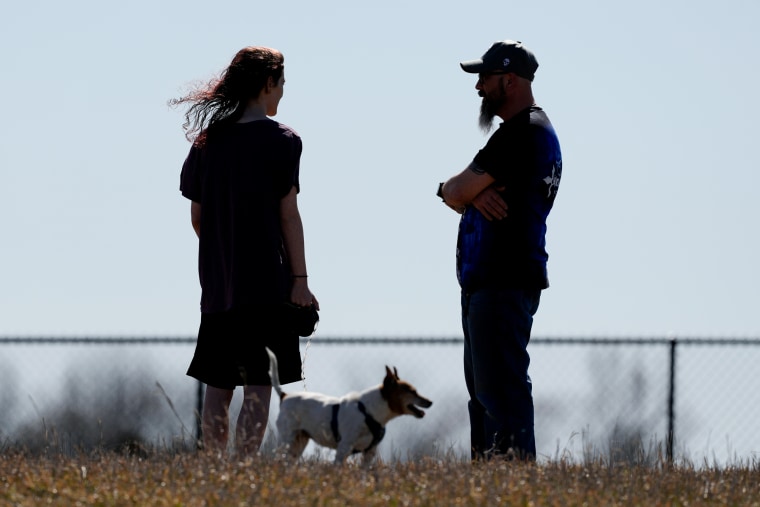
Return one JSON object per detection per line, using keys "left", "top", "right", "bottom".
{"left": 2, "top": 447, "right": 760, "bottom": 506}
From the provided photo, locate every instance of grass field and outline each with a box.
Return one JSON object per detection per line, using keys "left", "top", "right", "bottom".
{"left": 2, "top": 447, "right": 760, "bottom": 506}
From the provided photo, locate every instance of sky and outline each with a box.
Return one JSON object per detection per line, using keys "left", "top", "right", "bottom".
{"left": 2, "top": 0, "right": 759, "bottom": 339}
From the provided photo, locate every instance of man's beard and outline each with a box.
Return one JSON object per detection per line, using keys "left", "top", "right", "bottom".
{"left": 478, "top": 88, "right": 507, "bottom": 133}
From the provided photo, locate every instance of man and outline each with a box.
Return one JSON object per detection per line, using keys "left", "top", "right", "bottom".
{"left": 438, "top": 40, "right": 562, "bottom": 460}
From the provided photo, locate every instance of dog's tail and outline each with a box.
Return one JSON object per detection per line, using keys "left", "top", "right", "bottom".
{"left": 265, "top": 347, "right": 285, "bottom": 400}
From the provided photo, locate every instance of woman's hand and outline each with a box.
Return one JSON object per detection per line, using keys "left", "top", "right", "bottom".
{"left": 290, "top": 277, "right": 319, "bottom": 310}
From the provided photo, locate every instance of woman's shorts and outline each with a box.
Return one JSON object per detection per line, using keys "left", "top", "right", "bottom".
{"left": 186, "top": 304, "right": 302, "bottom": 389}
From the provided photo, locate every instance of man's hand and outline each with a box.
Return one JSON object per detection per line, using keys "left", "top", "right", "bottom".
{"left": 440, "top": 162, "right": 498, "bottom": 214}
{"left": 471, "top": 186, "right": 508, "bottom": 221}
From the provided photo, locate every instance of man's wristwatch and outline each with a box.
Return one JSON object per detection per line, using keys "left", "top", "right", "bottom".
{"left": 436, "top": 182, "right": 445, "bottom": 201}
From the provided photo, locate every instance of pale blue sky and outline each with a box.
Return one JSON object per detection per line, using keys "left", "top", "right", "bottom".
{"left": 2, "top": 0, "right": 759, "bottom": 338}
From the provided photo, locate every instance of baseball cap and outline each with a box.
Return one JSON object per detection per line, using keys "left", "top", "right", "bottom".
{"left": 460, "top": 40, "right": 539, "bottom": 81}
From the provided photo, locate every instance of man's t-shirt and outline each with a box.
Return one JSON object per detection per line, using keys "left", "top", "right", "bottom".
{"left": 457, "top": 106, "right": 562, "bottom": 292}
{"left": 180, "top": 119, "right": 301, "bottom": 313}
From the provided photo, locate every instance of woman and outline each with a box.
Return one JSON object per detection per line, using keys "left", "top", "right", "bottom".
{"left": 173, "top": 46, "right": 318, "bottom": 455}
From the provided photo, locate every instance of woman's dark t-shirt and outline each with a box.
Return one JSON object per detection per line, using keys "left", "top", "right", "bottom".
{"left": 180, "top": 119, "right": 301, "bottom": 313}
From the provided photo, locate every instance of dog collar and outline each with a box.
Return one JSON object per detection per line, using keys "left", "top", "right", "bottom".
{"left": 329, "top": 402, "right": 386, "bottom": 454}
{"left": 330, "top": 404, "right": 341, "bottom": 443}
{"left": 357, "top": 401, "right": 386, "bottom": 451}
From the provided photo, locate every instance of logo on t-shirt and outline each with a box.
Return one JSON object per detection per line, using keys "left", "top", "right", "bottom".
{"left": 543, "top": 160, "right": 562, "bottom": 199}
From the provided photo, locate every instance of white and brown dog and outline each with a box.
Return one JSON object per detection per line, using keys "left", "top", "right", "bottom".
{"left": 266, "top": 347, "right": 433, "bottom": 464}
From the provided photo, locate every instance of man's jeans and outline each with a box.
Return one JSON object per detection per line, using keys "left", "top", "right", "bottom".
{"left": 462, "top": 287, "right": 541, "bottom": 460}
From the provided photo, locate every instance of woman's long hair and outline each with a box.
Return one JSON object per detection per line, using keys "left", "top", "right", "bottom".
{"left": 170, "top": 46, "right": 284, "bottom": 144}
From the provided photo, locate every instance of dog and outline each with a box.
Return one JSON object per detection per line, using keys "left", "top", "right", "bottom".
{"left": 265, "top": 347, "right": 433, "bottom": 464}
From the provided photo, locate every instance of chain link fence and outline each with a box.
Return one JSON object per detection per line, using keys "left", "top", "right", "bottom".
{"left": 0, "top": 336, "right": 758, "bottom": 465}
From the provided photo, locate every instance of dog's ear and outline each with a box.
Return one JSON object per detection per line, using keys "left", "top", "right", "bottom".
{"left": 384, "top": 366, "right": 398, "bottom": 384}
{"left": 393, "top": 366, "right": 399, "bottom": 378}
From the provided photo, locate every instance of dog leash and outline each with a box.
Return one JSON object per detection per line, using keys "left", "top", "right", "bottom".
{"left": 301, "top": 328, "right": 316, "bottom": 391}
{"left": 301, "top": 335, "right": 311, "bottom": 391}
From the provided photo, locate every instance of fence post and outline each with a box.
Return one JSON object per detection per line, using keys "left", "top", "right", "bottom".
{"left": 667, "top": 338, "right": 677, "bottom": 462}
{"left": 196, "top": 380, "right": 204, "bottom": 447}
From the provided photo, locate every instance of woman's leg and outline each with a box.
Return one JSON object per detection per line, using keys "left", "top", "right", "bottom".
{"left": 202, "top": 385, "right": 234, "bottom": 453}
{"left": 236, "top": 385, "right": 273, "bottom": 455}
